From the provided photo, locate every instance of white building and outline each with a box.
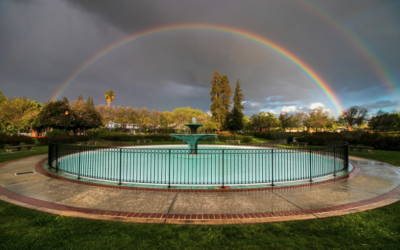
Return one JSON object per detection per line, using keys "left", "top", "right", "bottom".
{"left": 106, "top": 121, "right": 140, "bottom": 130}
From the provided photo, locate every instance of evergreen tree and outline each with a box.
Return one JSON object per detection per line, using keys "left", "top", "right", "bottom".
{"left": 86, "top": 96, "right": 94, "bottom": 108}
{"left": 226, "top": 79, "right": 245, "bottom": 131}
{"left": 61, "top": 96, "right": 69, "bottom": 104}
{"left": 209, "top": 70, "right": 232, "bottom": 130}
{"left": 78, "top": 94, "right": 84, "bottom": 101}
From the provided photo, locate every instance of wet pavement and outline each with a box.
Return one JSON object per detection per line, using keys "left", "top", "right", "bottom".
{"left": 1, "top": 154, "right": 400, "bottom": 224}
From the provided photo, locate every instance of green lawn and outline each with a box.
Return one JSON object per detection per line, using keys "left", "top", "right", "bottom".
{"left": 0, "top": 146, "right": 48, "bottom": 164}
{"left": 349, "top": 150, "right": 400, "bottom": 167}
{"left": 0, "top": 147, "right": 400, "bottom": 249}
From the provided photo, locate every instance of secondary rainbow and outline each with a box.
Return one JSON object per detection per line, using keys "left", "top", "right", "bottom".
{"left": 293, "top": 0, "right": 398, "bottom": 98}
{"left": 52, "top": 23, "right": 344, "bottom": 112}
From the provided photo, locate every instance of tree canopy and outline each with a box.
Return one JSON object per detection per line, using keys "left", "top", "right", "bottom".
{"left": 105, "top": 90, "right": 115, "bottom": 107}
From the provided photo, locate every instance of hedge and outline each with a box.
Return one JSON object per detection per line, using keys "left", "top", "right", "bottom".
{"left": 297, "top": 135, "right": 400, "bottom": 150}
{"left": 245, "top": 132, "right": 308, "bottom": 140}
{"left": 0, "top": 136, "right": 35, "bottom": 148}
{"left": 38, "top": 136, "right": 89, "bottom": 146}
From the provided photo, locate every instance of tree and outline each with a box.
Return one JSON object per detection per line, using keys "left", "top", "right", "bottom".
{"left": 33, "top": 100, "right": 73, "bottom": 131}
{"left": 160, "top": 111, "right": 175, "bottom": 130}
{"left": 61, "top": 96, "right": 69, "bottom": 104}
{"left": 0, "top": 91, "right": 7, "bottom": 104}
{"left": 71, "top": 99, "right": 102, "bottom": 134}
{"left": 279, "top": 113, "right": 291, "bottom": 131}
{"left": 114, "top": 106, "right": 129, "bottom": 130}
{"left": 304, "top": 108, "right": 330, "bottom": 132}
{"left": 339, "top": 106, "right": 368, "bottom": 131}
{"left": 86, "top": 96, "right": 94, "bottom": 108}
{"left": 136, "top": 108, "right": 150, "bottom": 133}
{"left": 203, "top": 120, "right": 220, "bottom": 132}
{"left": 105, "top": 90, "right": 115, "bottom": 107}
{"left": 78, "top": 94, "right": 84, "bottom": 101}
{"left": 95, "top": 104, "right": 116, "bottom": 127}
{"left": 149, "top": 110, "right": 161, "bottom": 133}
{"left": 226, "top": 79, "right": 245, "bottom": 131}
{"left": 0, "top": 97, "right": 41, "bottom": 134}
{"left": 209, "top": 70, "right": 232, "bottom": 130}
{"left": 368, "top": 110, "right": 399, "bottom": 132}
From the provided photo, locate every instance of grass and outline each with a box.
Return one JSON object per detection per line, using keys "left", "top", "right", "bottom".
{"left": 1, "top": 146, "right": 400, "bottom": 249}
{"left": 0, "top": 146, "right": 48, "bottom": 164}
{"left": 349, "top": 149, "right": 400, "bottom": 167}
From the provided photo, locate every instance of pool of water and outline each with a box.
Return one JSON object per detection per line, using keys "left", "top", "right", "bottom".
{"left": 57, "top": 145, "right": 346, "bottom": 185}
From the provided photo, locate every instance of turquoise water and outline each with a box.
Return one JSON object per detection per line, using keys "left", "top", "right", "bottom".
{"left": 57, "top": 145, "right": 345, "bottom": 185}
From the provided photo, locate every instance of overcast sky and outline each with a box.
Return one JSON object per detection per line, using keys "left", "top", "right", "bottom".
{"left": 1, "top": 0, "right": 399, "bottom": 117}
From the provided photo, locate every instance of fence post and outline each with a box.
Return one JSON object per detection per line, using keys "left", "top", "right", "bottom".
{"left": 271, "top": 149, "right": 274, "bottom": 186}
{"left": 309, "top": 148, "right": 313, "bottom": 182}
{"left": 48, "top": 142, "right": 52, "bottom": 168}
{"left": 55, "top": 144, "right": 59, "bottom": 172}
{"left": 168, "top": 149, "right": 171, "bottom": 188}
{"left": 77, "top": 147, "right": 81, "bottom": 180}
{"left": 345, "top": 144, "right": 349, "bottom": 171}
{"left": 118, "top": 148, "right": 122, "bottom": 185}
{"left": 333, "top": 147, "right": 336, "bottom": 177}
{"left": 222, "top": 150, "right": 225, "bottom": 188}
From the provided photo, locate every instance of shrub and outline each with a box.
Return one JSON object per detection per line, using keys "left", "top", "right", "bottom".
{"left": 241, "top": 136, "right": 253, "bottom": 143}
{"left": 46, "top": 129, "right": 70, "bottom": 136}
{"left": 38, "top": 136, "right": 89, "bottom": 146}
{"left": 0, "top": 135, "right": 35, "bottom": 148}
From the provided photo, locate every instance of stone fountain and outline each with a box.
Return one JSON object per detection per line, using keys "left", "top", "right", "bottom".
{"left": 171, "top": 117, "right": 217, "bottom": 154}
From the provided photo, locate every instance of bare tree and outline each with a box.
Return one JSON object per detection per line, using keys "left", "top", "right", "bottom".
{"left": 339, "top": 106, "right": 368, "bottom": 131}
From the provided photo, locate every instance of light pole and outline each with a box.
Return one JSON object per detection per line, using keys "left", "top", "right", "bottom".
{"left": 64, "top": 111, "right": 69, "bottom": 133}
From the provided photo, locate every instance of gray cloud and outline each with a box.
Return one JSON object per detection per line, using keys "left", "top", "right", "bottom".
{"left": 361, "top": 100, "right": 399, "bottom": 109}
{"left": 1, "top": 0, "right": 399, "bottom": 115}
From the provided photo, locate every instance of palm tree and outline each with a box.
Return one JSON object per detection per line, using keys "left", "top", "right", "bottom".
{"left": 104, "top": 90, "right": 115, "bottom": 107}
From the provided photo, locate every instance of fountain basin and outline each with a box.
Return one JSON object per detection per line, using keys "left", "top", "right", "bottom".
{"left": 170, "top": 133, "right": 217, "bottom": 154}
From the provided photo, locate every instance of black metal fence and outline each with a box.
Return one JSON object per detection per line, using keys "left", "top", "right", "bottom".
{"left": 48, "top": 140, "right": 348, "bottom": 187}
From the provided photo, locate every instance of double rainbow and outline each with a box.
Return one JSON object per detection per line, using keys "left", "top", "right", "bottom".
{"left": 52, "top": 23, "right": 344, "bottom": 113}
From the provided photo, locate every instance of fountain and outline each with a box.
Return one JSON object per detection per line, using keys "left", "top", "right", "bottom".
{"left": 171, "top": 117, "right": 217, "bottom": 154}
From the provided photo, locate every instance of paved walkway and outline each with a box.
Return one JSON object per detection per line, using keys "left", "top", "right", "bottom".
{"left": 0, "top": 154, "right": 399, "bottom": 225}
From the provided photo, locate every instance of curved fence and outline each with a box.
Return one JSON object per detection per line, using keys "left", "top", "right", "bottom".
{"left": 48, "top": 140, "right": 349, "bottom": 186}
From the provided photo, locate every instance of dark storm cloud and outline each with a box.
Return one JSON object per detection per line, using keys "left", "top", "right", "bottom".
{"left": 1, "top": 0, "right": 399, "bottom": 115}
{"left": 361, "top": 100, "right": 399, "bottom": 109}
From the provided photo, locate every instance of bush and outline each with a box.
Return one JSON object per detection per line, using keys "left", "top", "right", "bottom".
{"left": 0, "top": 135, "right": 35, "bottom": 148}
{"left": 251, "top": 131, "right": 307, "bottom": 140}
{"left": 37, "top": 136, "right": 89, "bottom": 146}
{"left": 241, "top": 136, "right": 253, "bottom": 143}
{"left": 0, "top": 132, "right": 8, "bottom": 138}
{"left": 46, "top": 129, "right": 70, "bottom": 136}
{"left": 96, "top": 133, "right": 173, "bottom": 142}
{"left": 296, "top": 135, "right": 400, "bottom": 150}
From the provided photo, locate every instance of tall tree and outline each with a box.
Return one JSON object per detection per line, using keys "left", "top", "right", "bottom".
{"left": 78, "top": 94, "right": 84, "bottom": 101}
{"left": 86, "top": 96, "right": 94, "bottom": 108}
{"left": 149, "top": 110, "right": 161, "bottom": 132}
{"left": 339, "top": 106, "right": 368, "bottom": 131}
{"left": 209, "top": 70, "right": 232, "bottom": 130}
{"left": 136, "top": 108, "right": 150, "bottom": 133}
{"left": 61, "top": 96, "right": 69, "bottom": 104}
{"left": 0, "top": 91, "right": 7, "bottom": 104}
{"left": 279, "top": 113, "right": 291, "bottom": 131}
{"left": 104, "top": 90, "right": 115, "bottom": 107}
{"left": 226, "top": 79, "right": 245, "bottom": 131}
{"left": 304, "top": 108, "right": 330, "bottom": 132}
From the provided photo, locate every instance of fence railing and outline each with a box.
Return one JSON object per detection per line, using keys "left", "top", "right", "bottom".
{"left": 48, "top": 140, "right": 349, "bottom": 186}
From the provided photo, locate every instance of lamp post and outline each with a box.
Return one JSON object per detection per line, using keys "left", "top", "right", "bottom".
{"left": 64, "top": 111, "right": 69, "bottom": 132}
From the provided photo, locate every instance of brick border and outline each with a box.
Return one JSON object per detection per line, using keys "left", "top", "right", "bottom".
{"left": 1, "top": 156, "right": 399, "bottom": 225}
{"left": 36, "top": 159, "right": 359, "bottom": 192}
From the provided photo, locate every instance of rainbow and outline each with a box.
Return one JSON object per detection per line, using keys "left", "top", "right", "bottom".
{"left": 293, "top": 0, "right": 399, "bottom": 98}
{"left": 52, "top": 23, "right": 344, "bottom": 112}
